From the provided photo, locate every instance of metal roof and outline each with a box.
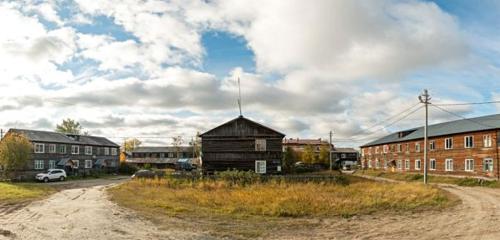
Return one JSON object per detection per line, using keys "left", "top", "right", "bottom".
{"left": 332, "top": 148, "right": 358, "bottom": 153}
{"left": 361, "top": 114, "right": 500, "bottom": 147}
{"left": 8, "top": 129, "right": 119, "bottom": 147}
{"left": 132, "top": 146, "right": 193, "bottom": 153}
{"left": 200, "top": 115, "right": 286, "bottom": 137}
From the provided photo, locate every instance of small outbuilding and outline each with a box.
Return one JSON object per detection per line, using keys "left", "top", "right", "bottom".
{"left": 200, "top": 116, "right": 285, "bottom": 174}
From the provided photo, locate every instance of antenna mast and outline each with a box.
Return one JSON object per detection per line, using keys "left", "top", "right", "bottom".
{"left": 238, "top": 77, "right": 243, "bottom": 116}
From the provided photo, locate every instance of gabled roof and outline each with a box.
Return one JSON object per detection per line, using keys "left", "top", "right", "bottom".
{"left": 132, "top": 146, "right": 193, "bottom": 153}
{"left": 361, "top": 114, "right": 500, "bottom": 147}
{"left": 7, "top": 129, "right": 119, "bottom": 147}
{"left": 200, "top": 115, "right": 285, "bottom": 137}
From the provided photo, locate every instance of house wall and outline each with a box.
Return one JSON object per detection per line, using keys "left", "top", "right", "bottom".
{"left": 360, "top": 130, "right": 500, "bottom": 178}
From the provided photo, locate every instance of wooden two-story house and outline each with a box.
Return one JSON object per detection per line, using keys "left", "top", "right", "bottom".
{"left": 4, "top": 129, "right": 120, "bottom": 177}
{"left": 200, "top": 116, "right": 285, "bottom": 174}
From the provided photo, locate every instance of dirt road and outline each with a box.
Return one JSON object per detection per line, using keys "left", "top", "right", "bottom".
{"left": 0, "top": 178, "right": 210, "bottom": 240}
{"left": 3, "top": 179, "right": 500, "bottom": 239}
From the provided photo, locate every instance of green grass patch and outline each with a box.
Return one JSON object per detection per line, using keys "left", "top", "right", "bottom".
{"left": 0, "top": 182, "right": 55, "bottom": 204}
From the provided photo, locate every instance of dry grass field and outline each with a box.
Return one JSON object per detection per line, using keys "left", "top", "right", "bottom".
{"left": 0, "top": 182, "right": 55, "bottom": 204}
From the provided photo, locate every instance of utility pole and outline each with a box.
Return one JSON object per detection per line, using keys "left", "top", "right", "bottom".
{"left": 419, "top": 89, "right": 431, "bottom": 184}
{"left": 0, "top": 129, "right": 3, "bottom": 140}
{"left": 329, "top": 130, "right": 333, "bottom": 171}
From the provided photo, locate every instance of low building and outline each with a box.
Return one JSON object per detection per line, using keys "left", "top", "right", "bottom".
{"left": 360, "top": 114, "right": 500, "bottom": 178}
{"left": 282, "top": 138, "right": 333, "bottom": 164}
{"left": 332, "top": 147, "right": 359, "bottom": 168}
{"left": 3, "top": 129, "right": 120, "bottom": 178}
{"left": 200, "top": 116, "right": 285, "bottom": 174}
{"left": 126, "top": 146, "right": 195, "bottom": 169}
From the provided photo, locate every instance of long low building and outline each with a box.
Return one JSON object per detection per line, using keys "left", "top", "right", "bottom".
{"left": 126, "top": 146, "right": 196, "bottom": 169}
{"left": 360, "top": 114, "right": 500, "bottom": 178}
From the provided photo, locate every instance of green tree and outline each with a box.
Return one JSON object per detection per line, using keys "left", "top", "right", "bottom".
{"left": 282, "top": 146, "right": 297, "bottom": 173}
{"left": 55, "top": 118, "right": 83, "bottom": 134}
{"left": 188, "top": 132, "right": 202, "bottom": 158}
{"left": 123, "top": 138, "right": 142, "bottom": 152}
{"left": 318, "top": 145, "right": 330, "bottom": 165}
{"left": 301, "top": 145, "right": 316, "bottom": 164}
{"left": 0, "top": 133, "right": 32, "bottom": 178}
{"left": 172, "top": 136, "right": 184, "bottom": 158}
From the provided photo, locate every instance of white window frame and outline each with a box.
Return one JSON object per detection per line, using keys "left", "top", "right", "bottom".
{"left": 255, "top": 139, "right": 266, "bottom": 151}
{"left": 415, "top": 143, "right": 421, "bottom": 152}
{"left": 48, "top": 144, "right": 56, "bottom": 153}
{"left": 405, "top": 143, "right": 410, "bottom": 153}
{"left": 255, "top": 160, "right": 266, "bottom": 174}
{"left": 59, "top": 145, "right": 66, "bottom": 154}
{"left": 464, "top": 136, "right": 474, "bottom": 149}
{"left": 34, "top": 160, "right": 44, "bottom": 170}
{"left": 445, "top": 138, "right": 453, "bottom": 150}
{"left": 465, "top": 159, "right": 474, "bottom": 172}
{"left": 383, "top": 145, "right": 388, "bottom": 153}
{"left": 375, "top": 159, "right": 380, "bottom": 169}
{"left": 85, "top": 160, "right": 93, "bottom": 169}
{"left": 415, "top": 159, "right": 421, "bottom": 170}
{"left": 445, "top": 158, "right": 453, "bottom": 171}
{"left": 405, "top": 159, "right": 410, "bottom": 170}
{"left": 397, "top": 160, "right": 402, "bottom": 170}
{"left": 375, "top": 146, "right": 379, "bottom": 154}
{"left": 104, "top": 147, "right": 110, "bottom": 156}
{"left": 34, "top": 143, "right": 45, "bottom": 153}
{"left": 483, "top": 135, "right": 492, "bottom": 148}
{"left": 48, "top": 160, "right": 56, "bottom": 169}
{"left": 368, "top": 160, "right": 372, "bottom": 168}
{"left": 85, "top": 146, "right": 92, "bottom": 155}
{"left": 71, "top": 145, "right": 79, "bottom": 155}
{"left": 429, "top": 141, "right": 435, "bottom": 151}
{"left": 111, "top": 148, "right": 118, "bottom": 156}
{"left": 397, "top": 144, "right": 402, "bottom": 152}
{"left": 73, "top": 160, "right": 79, "bottom": 169}
{"left": 484, "top": 158, "right": 494, "bottom": 172}
{"left": 430, "top": 159, "right": 436, "bottom": 170}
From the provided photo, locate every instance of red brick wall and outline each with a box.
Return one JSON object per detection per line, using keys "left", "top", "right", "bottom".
{"left": 360, "top": 130, "right": 499, "bottom": 178}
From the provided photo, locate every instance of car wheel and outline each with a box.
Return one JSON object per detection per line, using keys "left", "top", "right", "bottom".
{"left": 43, "top": 177, "right": 49, "bottom": 183}
{"left": 60, "top": 176, "right": 65, "bottom": 181}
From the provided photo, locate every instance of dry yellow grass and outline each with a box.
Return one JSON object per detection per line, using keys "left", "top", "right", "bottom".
{"left": 0, "top": 182, "right": 55, "bottom": 203}
{"left": 109, "top": 178, "right": 451, "bottom": 218}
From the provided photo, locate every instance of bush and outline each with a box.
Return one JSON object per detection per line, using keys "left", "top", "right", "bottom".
{"left": 118, "top": 162, "right": 138, "bottom": 175}
{"left": 215, "top": 170, "right": 261, "bottom": 186}
{"left": 405, "top": 174, "right": 424, "bottom": 181}
{"left": 456, "top": 178, "right": 498, "bottom": 187}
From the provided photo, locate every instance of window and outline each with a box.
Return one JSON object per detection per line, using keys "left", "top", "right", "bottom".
{"left": 483, "top": 135, "right": 492, "bottom": 148}
{"left": 484, "top": 158, "right": 494, "bottom": 172}
{"left": 255, "top": 160, "right": 266, "bottom": 174}
{"left": 429, "top": 141, "right": 436, "bottom": 151}
{"left": 383, "top": 145, "right": 388, "bottom": 153}
{"left": 34, "top": 160, "right": 44, "bottom": 170}
{"left": 48, "top": 160, "right": 56, "bottom": 169}
{"left": 48, "top": 144, "right": 56, "bottom": 153}
{"left": 465, "top": 159, "right": 474, "bottom": 172}
{"left": 59, "top": 145, "right": 66, "bottom": 154}
{"left": 375, "top": 159, "right": 380, "bottom": 169}
{"left": 375, "top": 147, "right": 379, "bottom": 154}
{"left": 104, "top": 147, "right": 110, "bottom": 155}
{"left": 85, "top": 146, "right": 92, "bottom": 155}
{"left": 405, "top": 159, "right": 410, "bottom": 170}
{"left": 34, "top": 143, "right": 45, "bottom": 153}
{"left": 445, "top": 159, "right": 453, "bottom": 171}
{"left": 73, "top": 160, "right": 79, "bottom": 168}
{"left": 397, "top": 160, "right": 402, "bottom": 170}
{"left": 415, "top": 159, "right": 421, "bottom": 170}
{"left": 71, "top": 145, "right": 79, "bottom": 155}
{"left": 397, "top": 144, "right": 402, "bottom": 152}
{"left": 85, "top": 160, "right": 93, "bottom": 169}
{"left": 415, "top": 143, "right": 421, "bottom": 152}
{"left": 341, "top": 153, "right": 346, "bottom": 159}
{"left": 430, "top": 159, "right": 436, "bottom": 170}
{"left": 255, "top": 139, "right": 266, "bottom": 151}
{"left": 111, "top": 148, "right": 118, "bottom": 156}
{"left": 464, "top": 136, "right": 474, "bottom": 148}
{"left": 406, "top": 143, "right": 410, "bottom": 153}
{"left": 445, "top": 138, "right": 453, "bottom": 150}
{"left": 368, "top": 147, "right": 372, "bottom": 155}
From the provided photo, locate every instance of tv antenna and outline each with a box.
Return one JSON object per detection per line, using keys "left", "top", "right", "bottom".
{"left": 237, "top": 77, "right": 243, "bottom": 116}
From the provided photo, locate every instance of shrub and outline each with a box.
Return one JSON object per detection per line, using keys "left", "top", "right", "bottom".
{"left": 118, "top": 162, "right": 138, "bottom": 175}
{"left": 215, "top": 170, "right": 261, "bottom": 186}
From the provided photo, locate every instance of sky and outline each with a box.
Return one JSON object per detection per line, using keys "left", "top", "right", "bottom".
{"left": 0, "top": 0, "right": 499, "bottom": 147}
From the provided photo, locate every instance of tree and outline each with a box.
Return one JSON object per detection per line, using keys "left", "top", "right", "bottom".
{"left": 188, "top": 132, "right": 202, "bottom": 158}
{"left": 55, "top": 118, "right": 83, "bottom": 134}
{"left": 301, "top": 145, "right": 316, "bottom": 164}
{"left": 0, "top": 133, "right": 32, "bottom": 178}
{"left": 282, "top": 146, "right": 297, "bottom": 173}
{"left": 318, "top": 145, "right": 330, "bottom": 165}
{"left": 123, "top": 138, "right": 142, "bottom": 152}
{"left": 172, "top": 136, "right": 184, "bottom": 158}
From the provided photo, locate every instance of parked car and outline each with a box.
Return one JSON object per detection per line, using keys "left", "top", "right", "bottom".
{"left": 131, "top": 169, "right": 165, "bottom": 179}
{"left": 36, "top": 169, "right": 67, "bottom": 183}
{"left": 175, "top": 159, "right": 197, "bottom": 171}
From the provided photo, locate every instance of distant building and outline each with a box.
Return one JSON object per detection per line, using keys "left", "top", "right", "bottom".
{"left": 126, "top": 146, "right": 195, "bottom": 169}
{"left": 3, "top": 129, "right": 120, "bottom": 178}
{"left": 282, "top": 138, "right": 332, "bottom": 159}
{"left": 360, "top": 114, "right": 500, "bottom": 178}
{"left": 332, "top": 148, "right": 359, "bottom": 168}
{"left": 200, "top": 116, "right": 285, "bottom": 174}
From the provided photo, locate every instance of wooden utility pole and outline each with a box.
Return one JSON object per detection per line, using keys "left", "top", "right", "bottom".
{"left": 419, "top": 89, "right": 431, "bottom": 184}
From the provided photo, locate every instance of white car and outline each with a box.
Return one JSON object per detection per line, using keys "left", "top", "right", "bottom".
{"left": 36, "top": 169, "right": 67, "bottom": 183}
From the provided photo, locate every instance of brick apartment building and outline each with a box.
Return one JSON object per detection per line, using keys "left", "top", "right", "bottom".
{"left": 360, "top": 114, "right": 500, "bottom": 178}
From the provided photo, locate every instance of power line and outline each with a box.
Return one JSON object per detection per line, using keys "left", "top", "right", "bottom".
{"left": 434, "top": 100, "right": 500, "bottom": 106}
{"left": 431, "top": 104, "right": 497, "bottom": 129}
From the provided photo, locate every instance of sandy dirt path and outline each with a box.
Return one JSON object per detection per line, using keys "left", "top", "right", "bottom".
{"left": 0, "top": 179, "right": 210, "bottom": 240}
